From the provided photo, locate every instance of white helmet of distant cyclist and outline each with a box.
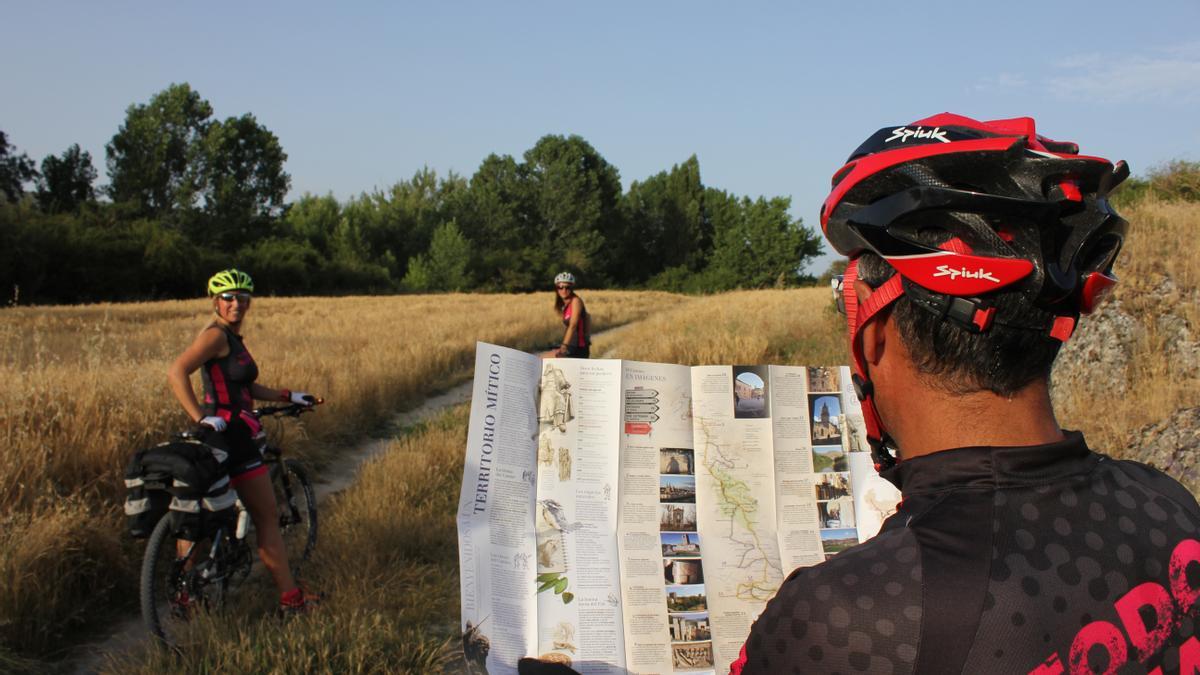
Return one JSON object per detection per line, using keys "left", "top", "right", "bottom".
{"left": 554, "top": 272, "right": 576, "bottom": 286}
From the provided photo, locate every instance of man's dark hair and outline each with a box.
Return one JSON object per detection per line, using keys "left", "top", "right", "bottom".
{"left": 856, "top": 248, "right": 1062, "bottom": 397}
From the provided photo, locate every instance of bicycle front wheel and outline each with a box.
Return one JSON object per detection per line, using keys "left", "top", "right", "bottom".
{"left": 274, "top": 458, "right": 318, "bottom": 562}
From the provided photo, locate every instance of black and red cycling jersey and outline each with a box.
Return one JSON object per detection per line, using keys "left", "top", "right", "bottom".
{"left": 733, "top": 432, "right": 1200, "bottom": 674}
{"left": 562, "top": 296, "right": 590, "bottom": 349}
{"left": 201, "top": 324, "right": 260, "bottom": 433}
{"left": 200, "top": 324, "right": 265, "bottom": 480}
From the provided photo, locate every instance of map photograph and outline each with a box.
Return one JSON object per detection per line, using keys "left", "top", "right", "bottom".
{"left": 664, "top": 558, "right": 705, "bottom": 585}
{"left": 807, "top": 366, "right": 839, "bottom": 393}
{"left": 662, "top": 533, "right": 702, "bottom": 558}
{"left": 812, "top": 445, "right": 848, "bottom": 473}
{"left": 820, "top": 527, "right": 858, "bottom": 555}
{"left": 660, "top": 475, "right": 696, "bottom": 503}
{"left": 660, "top": 503, "right": 698, "bottom": 532}
{"left": 809, "top": 394, "right": 842, "bottom": 445}
{"left": 660, "top": 447, "right": 694, "bottom": 475}
{"left": 665, "top": 584, "right": 707, "bottom": 612}
{"left": 672, "top": 641, "right": 715, "bottom": 671}
{"left": 669, "top": 612, "right": 711, "bottom": 642}
{"left": 732, "top": 366, "right": 770, "bottom": 419}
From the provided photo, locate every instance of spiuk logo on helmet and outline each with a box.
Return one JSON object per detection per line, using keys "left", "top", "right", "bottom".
{"left": 932, "top": 266, "right": 1000, "bottom": 283}
{"left": 884, "top": 126, "right": 950, "bottom": 144}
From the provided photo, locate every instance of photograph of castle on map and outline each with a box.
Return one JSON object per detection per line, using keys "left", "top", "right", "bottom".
{"left": 813, "top": 446, "right": 848, "bottom": 472}
{"left": 809, "top": 393, "right": 842, "bottom": 446}
{"left": 664, "top": 558, "right": 704, "bottom": 585}
{"left": 807, "top": 366, "right": 840, "bottom": 392}
{"left": 665, "top": 584, "right": 707, "bottom": 612}
{"left": 660, "top": 475, "right": 696, "bottom": 503}
{"left": 660, "top": 447, "right": 694, "bottom": 475}
{"left": 662, "top": 533, "right": 701, "bottom": 558}
{"left": 660, "top": 503, "right": 698, "bottom": 532}
{"left": 732, "top": 366, "right": 770, "bottom": 419}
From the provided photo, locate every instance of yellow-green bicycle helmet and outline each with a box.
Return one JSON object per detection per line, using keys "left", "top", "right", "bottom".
{"left": 207, "top": 268, "right": 255, "bottom": 296}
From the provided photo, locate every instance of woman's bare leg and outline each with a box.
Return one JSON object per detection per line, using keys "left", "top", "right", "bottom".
{"left": 234, "top": 471, "right": 297, "bottom": 594}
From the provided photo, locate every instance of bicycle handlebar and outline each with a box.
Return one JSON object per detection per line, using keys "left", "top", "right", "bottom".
{"left": 172, "top": 399, "right": 324, "bottom": 441}
{"left": 252, "top": 398, "right": 324, "bottom": 418}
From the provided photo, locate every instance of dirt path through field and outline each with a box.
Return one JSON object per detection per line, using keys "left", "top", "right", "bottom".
{"left": 68, "top": 329, "right": 635, "bottom": 673}
{"left": 65, "top": 376, "right": 479, "bottom": 674}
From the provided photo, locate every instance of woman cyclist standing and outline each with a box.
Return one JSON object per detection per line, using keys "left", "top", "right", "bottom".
{"left": 166, "top": 268, "right": 318, "bottom": 614}
{"left": 553, "top": 272, "right": 590, "bottom": 358}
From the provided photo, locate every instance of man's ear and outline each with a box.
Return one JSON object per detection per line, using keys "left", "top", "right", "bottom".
{"left": 853, "top": 279, "right": 887, "bottom": 366}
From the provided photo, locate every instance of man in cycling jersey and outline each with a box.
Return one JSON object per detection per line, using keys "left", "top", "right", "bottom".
{"left": 732, "top": 114, "right": 1200, "bottom": 673}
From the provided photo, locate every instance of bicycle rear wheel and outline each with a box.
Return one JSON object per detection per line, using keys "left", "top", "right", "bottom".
{"left": 273, "top": 458, "right": 318, "bottom": 562}
{"left": 140, "top": 515, "right": 212, "bottom": 643}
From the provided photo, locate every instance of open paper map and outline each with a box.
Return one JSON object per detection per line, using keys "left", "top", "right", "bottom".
{"left": 457, "top": 343, "right": 901, "bottom": 674}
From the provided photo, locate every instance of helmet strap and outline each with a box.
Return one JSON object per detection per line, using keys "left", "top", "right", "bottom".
{"left": 844, "top": 259, "right": 905, "bottom": 471}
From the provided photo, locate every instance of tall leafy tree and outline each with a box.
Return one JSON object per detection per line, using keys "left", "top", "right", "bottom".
{"left": 460, "top": 153, "right": 539, "bottom": 289}
{"left": 106, "top": 83, "right": 213, "bottom": 217}
{"left": 198, "top": 113, "right": 290, "bottom": 239}
{"left": 523, "top": 135, "right": 622, "bottom": 281}
{"left": 283, "top": 193, "right": 342, "bottom": 255}
{"left": 403, "top": 220, "right": 471, "bottom": 291}
{"left": 0, "top": 130, "right": 37, "bottom": 203}
{"left": 36, "top": 144, "right": 97, "bottom": 213}
{"left": 621, "top": 155, "right": 707, "bottom": 282}
{"left": 707, "top": 192, "right": 823, "bottom": 288}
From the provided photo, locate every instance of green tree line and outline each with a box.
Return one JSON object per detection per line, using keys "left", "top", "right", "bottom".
{"left": 1, "top": 83, "right": 824, "bottom": 304}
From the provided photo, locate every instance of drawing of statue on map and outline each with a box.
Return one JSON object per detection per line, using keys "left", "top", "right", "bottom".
{"left": 538, "top": 431, "right": 555, "bottom": 467}
{"left": 552, "top": 622, "right": 577, "bottom": 653}
{"left": 557, "top": 446, "right": 572, "bottom": 481}
{"left": 539, "top": 363, "right": 573, "bottom": 432}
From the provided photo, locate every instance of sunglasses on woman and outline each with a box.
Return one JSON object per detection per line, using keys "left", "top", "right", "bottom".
{"left": 218, "top": 292, "right": 252, "bottom": 303}
{"left": 556, "top": 285, "right": 572, "bottom": 290}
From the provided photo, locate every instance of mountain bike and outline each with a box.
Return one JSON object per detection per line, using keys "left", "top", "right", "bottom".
{"left": 139, "top": 401, "right": 319, "bottom": 643}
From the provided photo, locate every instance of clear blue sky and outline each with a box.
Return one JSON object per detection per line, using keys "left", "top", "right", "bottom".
{"left": 3, "top": 1, "right": 1198, "bottom": 272}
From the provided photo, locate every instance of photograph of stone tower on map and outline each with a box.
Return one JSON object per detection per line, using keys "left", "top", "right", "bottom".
{"left": 808, "top": 393, "right": 842, "bottom": 446}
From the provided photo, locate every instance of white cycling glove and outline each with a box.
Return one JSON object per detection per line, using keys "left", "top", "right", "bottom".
{"left": 199, "top": 415, "right": 227, "bottom": 432}
{"left": 290, "top": 391, "right": 316, "bottom": 406}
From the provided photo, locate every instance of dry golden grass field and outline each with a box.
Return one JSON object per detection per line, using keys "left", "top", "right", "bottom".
{"left": 4, "top": 199, "right": 1198, "bottom": 674}
{"left": 0, "top": 290, "right": 674, "bottom": 664}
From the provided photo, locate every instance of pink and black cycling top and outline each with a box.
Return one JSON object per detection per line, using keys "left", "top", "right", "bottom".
{"left": 562, "top": 297, "right": 591, "bottom": 348}
{"left": 200, "top": 324, "right": 262, "bottom": 435}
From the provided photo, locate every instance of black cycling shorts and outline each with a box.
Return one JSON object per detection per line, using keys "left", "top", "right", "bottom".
{"left": 202, "top": 418, "right": 266, "bottom": 482}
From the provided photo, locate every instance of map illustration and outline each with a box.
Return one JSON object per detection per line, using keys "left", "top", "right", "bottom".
{"left": 695, "top": 417, "right": 783, "bottom": 602}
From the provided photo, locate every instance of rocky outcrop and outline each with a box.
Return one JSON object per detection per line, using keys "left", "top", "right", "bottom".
{"left": 1051, "top": 296, "right": 1143, "bottom": 397}
{"left": 1125, "top": 407, "right": 1200, "bottom": 496}
{"left": 1052, "top": 276, "right": 1198, "bottom": 400}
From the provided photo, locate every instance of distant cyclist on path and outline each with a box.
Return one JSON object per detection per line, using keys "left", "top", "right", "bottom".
{"left": 553, "top": 272, "right": 590, "bottom": 358}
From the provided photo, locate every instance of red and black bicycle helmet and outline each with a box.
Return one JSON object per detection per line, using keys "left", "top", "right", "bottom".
{"left": 822, "top": 113, "right": 1129, "bottom": 469}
